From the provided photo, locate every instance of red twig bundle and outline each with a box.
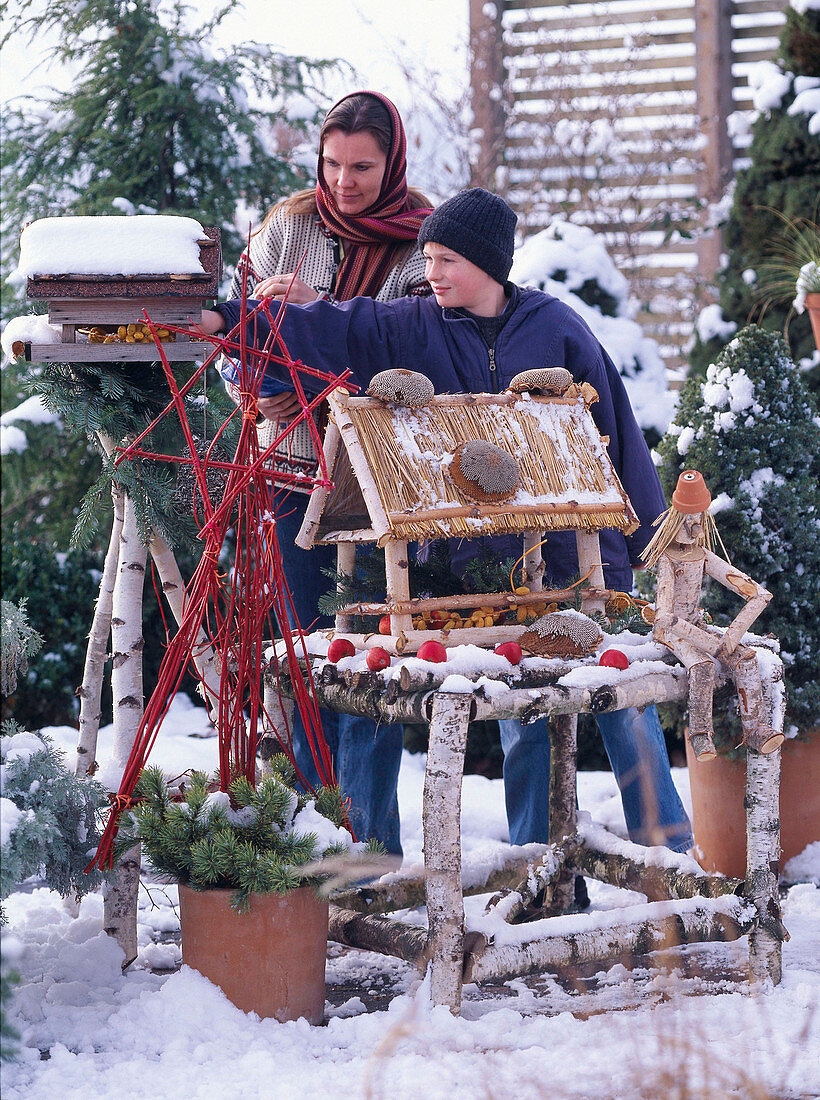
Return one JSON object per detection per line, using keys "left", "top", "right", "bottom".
{"left": 90, "top": 287, "right": 353, "bottom": 870}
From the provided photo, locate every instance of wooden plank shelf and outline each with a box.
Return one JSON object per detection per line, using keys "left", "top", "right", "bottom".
{"left": 26, "top": 341, "right": 214, "bottom": 364}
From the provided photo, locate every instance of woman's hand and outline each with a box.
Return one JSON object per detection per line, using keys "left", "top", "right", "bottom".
{"left": 257, "top": 390, "right": 303, "bottom": 422}
{"left": 254, "top": 274, "right": 320, "bottom": 304}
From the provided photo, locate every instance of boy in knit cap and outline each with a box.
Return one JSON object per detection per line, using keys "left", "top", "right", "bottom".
{"left": 202, "top": 189, "right": 693, "bottom": 872}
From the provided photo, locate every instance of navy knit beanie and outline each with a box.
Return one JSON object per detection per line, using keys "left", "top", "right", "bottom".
{"left": 417, "top": 188, "right": 517, "bottom": 286}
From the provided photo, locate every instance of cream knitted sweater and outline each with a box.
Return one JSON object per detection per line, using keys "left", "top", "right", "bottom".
{"left": 228, "top": 209, "right": 429, "bottom": 302}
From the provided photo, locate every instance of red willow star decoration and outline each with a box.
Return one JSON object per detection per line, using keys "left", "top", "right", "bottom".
{"left": 90, "top": 283, "right": 355, "bottom": 871}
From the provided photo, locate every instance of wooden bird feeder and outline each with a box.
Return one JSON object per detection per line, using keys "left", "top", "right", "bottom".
{"left": 296, "top": 383, "right": 640, "bottom": 654}
{"left": 20, "top": 215, "right": 221, "bottom": 364}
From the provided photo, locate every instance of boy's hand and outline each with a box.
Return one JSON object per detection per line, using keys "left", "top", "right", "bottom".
{"left": 257, "top": 391, "right": 302, "bottom": 421}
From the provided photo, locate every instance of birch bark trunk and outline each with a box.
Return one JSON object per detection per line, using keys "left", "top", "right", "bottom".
{"left": 746, "top": 748, "right": 786, "bottom": 984}
{"left": 547, "top": 714, "right": 578, "bottom": 913}
{"left": 102, "top": 493, "right": 147, "bottom": 968}
{"left": 75, "top": 484, "right": 124, "bottom": 777}
{"left": 423, "top": 692, "right": 473, "bottom": 1012}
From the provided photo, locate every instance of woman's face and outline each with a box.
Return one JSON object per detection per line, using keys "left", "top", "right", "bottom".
{"left": 321, "top": 129, "right": 387, "bottom": 216}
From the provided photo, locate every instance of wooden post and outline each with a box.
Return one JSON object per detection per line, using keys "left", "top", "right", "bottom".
{"left": 576, "top": 531, "right": 607, "bottom": 614}
{"left": 335, "top": 542, "right": 357, "bottom": 633}
{"left": 547, "top": 714, "right": 578, "bottom": 913}
{"left": 423, "top": 692, "right": 473, "bottom": 1012}
{"left": 385, "top": 538, "right": 413, "bottom": 638}
{"left": 523, "top": 531, "right": 545, "bottom": 593}
{"left": 469, "top": 0, "right": 506, "bottom": 190}
{"left": 694, "top": 0, "right": 734, "bottom": 286}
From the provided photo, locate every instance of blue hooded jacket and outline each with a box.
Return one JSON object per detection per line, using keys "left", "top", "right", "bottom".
{"left": 216, "top": 286, "right": 666, "bottom": 591}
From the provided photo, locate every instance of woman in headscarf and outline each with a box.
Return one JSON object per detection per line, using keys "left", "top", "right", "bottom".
{"left": 231, "top": 92, "right": 433, "bottom": 858}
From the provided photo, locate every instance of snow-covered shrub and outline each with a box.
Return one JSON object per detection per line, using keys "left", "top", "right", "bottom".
{"left": 511, "top": 221, "right": 675, "bottom": 444}
{"left": 0, "top": 721, "right": 106, "bottom": 918}
{"left": 656, "top": 325, "right": 820, "bottom": 739}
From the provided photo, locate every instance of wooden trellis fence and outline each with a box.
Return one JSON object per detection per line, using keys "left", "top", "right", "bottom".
{"left": 469, "top": 0, "right": 787, "bottom": 374}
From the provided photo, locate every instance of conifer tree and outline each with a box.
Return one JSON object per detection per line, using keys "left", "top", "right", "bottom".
{"left": 689, "top": 4, "right": 820, "bottom": 387}
{"left": 1, "top": 1, "right": 336, "bottom": 726}
{"left": 1, "top": 0, "right": 336, "bottom": 313}
{"left": 656, "top": 325, "right": 820, "bottom": 740}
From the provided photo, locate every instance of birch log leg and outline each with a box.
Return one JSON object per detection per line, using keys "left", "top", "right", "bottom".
{"left": 102, "top": 494, "right": 147, "bottom": 968}
{"left": 76, "top": 484, "right": 124, "bottom": 777}
{"left": 335, "top": 542, "right": 357, "bottom": 634}
{"left": 730, "top": 648, "right": 785, "bottom": 755}
{"left": 546, "top": 714, "right": 578, "bottom": 913}
{"left": 423, "top": 692, "right": 473, "bottom": 1013}
{"left": 746, "top": 748, "right": 786, "bottom": 985}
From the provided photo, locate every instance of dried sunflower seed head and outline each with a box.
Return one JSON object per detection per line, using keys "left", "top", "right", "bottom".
{"left": 449, "top": 440, "right": 520, "bottom": 502}
{"left": 508, "top": 368, "right": 573, "bottom": 396}
{"left": 519, "top": 610, "right": 603, "bottom": 657}
{"left": 367, "top": 369, "right": 435, "bottom": 407}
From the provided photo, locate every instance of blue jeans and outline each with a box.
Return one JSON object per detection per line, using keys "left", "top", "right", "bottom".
{"left": 271, "top": 493, "right": 404, "bottom": 856}
{"left": 292, "top": 708, "right": 403, "bottom": 856}
{"left": 498, "top": 705, "right": 692, "bottom": 853}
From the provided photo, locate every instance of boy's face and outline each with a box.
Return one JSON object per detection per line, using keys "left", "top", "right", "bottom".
{"left": 422, "top": 242, "right": 503, "bottom": 317}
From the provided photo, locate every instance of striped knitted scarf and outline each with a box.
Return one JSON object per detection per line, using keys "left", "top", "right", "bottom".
{"left": 315, "top": 91, "right": 433, "bottom": 300}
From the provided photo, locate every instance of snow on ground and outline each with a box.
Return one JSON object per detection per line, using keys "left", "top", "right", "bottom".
{"left": 3, "top": 700, "right": 819, "bottom": 1099}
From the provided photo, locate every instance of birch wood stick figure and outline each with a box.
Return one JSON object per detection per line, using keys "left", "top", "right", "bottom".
{"left": 641, "top": 470, "right": 785, "bottom": 761}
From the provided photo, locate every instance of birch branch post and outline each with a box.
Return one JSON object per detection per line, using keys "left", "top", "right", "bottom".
{"left": 102, "top": 492, "right": 147, "bottom": 968}
{"left": 423, "top": 692, "right": 474, "bottom": 1012}
{"left": 76, "top": 483, "right": 124, "bottom": 777}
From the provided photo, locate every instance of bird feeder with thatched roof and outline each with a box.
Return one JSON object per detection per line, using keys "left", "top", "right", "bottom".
{"left": 295, "top": 368, "right": 640, "bottom": 655}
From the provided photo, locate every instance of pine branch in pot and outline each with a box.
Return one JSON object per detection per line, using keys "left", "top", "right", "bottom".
{"left": 113, "top": 757, "right": 378, "bottom": 1023}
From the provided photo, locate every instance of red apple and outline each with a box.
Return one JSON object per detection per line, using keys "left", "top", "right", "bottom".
{"left": 327, "top": 638, "right": 355, "bottom": 663}
{"left": 494, "top": 641, "right": 523, "bottom": 665}
{"left": 599, "top": 648, "right": 629, "bottom": 670}
{"left": 378, "top": 614, "right": 392, "bottom": 635}
{"left": 416, "top": 639, "right": 447, "bottom": 663}
{"left": 366, "top": 646, "right": 391, "bottom": 671}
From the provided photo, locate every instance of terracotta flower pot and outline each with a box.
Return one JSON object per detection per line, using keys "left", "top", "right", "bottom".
{"left": 805, "top": 291, "right": 820, "bottom": 353}
{"left": 686, "top": 736, "right": 820, "bottom": 879}
{"left": 178, "top": 883, "right": 329, "bottom": 1022}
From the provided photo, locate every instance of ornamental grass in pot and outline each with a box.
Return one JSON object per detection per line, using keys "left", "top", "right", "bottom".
{"left": 114, "top": 756, "right": 373, "bottom": 1022}
{"left": 758, "top": 210, "right": 820, "bottom": 353}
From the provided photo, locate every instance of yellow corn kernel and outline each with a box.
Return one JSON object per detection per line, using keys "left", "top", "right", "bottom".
{"left": 516, "top": 607, "right": 529, "bottom": 623}
{"left": 117, "top": 326, "right": 127, "bottom": 339}
{"left": 546, "top": 602, "right": 558, "bottom": 614}
{"left": 156, "top": 327, "right": 170, "bottom": 339}
{"left": 444, "top": 619, "right": 457, "bottom": 630}
{"left": 126, "top": 323, "right": 137, "bottom": 335}
{"left": 103, "top": 334, "right": 118, "bottom": 343}
{"left": 483, "top": 615, "right": 494, "bottom": 628}
{"left": 514, "top": 585, "right": 530, "bottom": 596}
{"left": 125, "top": 335, "right": 136, "bottom": 343}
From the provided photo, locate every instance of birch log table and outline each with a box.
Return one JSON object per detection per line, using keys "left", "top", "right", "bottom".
{"left": 263, "top": 633, "right": 788, "bottom": 1014}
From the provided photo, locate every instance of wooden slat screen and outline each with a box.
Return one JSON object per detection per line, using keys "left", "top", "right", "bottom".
{"left": 497, "top": 0, "right": 787, "bottom": 374}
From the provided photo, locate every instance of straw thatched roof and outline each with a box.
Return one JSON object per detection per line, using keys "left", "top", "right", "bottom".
{"left": 301, "top": 389, "right": 640, "bottom": 547}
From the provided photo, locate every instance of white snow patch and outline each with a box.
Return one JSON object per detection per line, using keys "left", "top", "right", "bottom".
{"left": 17, "top": 216, "right": 207, "bottom": 277}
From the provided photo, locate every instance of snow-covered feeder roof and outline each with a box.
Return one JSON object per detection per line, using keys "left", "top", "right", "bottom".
{"left": 300, "top": 388, "right": 640, "bottom": 547}
{"left": 21, "top": 217, "right": 221, "bottom": 299}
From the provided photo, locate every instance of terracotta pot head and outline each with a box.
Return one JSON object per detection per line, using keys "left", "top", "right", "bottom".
{"left": 672, "top": 470, "right": 712, "bottom": 514}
